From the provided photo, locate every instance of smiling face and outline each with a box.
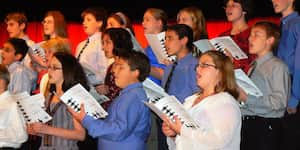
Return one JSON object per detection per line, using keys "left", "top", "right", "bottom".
{"left": 102, "top": 34, "right": 114, "bottom": 58}
{"left": 82, "top": 13, "right": 102, "bottom": 36}
{"left": 48, "top": 56, "right": 64, "bottom": 85}
{"left": 142, "top": 11, "right": 162, "bottom": 34}
{"left": 225, "top": 0, "right": 245, "bottom": 22}
{"left": 196, "top": 54, "right": 220, "bottom": 91}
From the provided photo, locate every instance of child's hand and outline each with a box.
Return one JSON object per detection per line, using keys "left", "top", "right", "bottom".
{"left": 95, "top": 84, "right": 109, "bottom": 95}
{"left": 68, "top": 104, "right": 86, "bottom": 123}
{"left": 237, "top": 86, "right": 248, "bottom": 102}
{"left": 163, "top": 59, "right": 173, "bottom": 66}
{"left": 162, "top": 115, "right": 182, "bottom": 135}
{"left": 27, "top": 122, "right": 47, "bottom": 135}
{"left": 162, "top": 121, "right": 177, "bottom": 137}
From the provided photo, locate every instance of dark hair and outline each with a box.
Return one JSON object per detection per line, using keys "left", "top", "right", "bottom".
{"left": 7, "top": 38, "right": 28, "bottom": 61}
{"left": 51, "top": 52, "right": 90, "bottom": 92}
{"left": 102, "top": 28, "right": 133, "bottom": 56}
{"left": 0, "top": 64, "right": 10, "bottom": 86}
{"left": 167, "top": 24, "right": 194, "bottom": 51}
{"left": 252, "top": 21, "right": 280, "bottom": 50}
{"left": 224, "top": 0, "right": 254, "bottom": 21}
{"left": 200, "top": 50, "right": 239, "bottom": 99}
{"left": 43, "top": 10, "right": 68, "bottom": 40}
{"left": 81, "top": 7, "right": 108, "bottom": 32}
{"left": 5, "top": 12, "right": 28, "bottom": 32}
{"left": 118, "top": 51, "right": 150, "bottom": 82}
{"left": 108, "top": 12, "right": 135, "bottom": 35}
{"left": 145, "top": 8, "right": 168, "bottom": 31}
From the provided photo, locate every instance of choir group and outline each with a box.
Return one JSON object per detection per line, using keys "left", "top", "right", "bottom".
{"left": 0, "top": 0, "right": 299, "bottom": 150}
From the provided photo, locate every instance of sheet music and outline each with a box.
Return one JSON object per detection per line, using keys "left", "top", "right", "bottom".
{"left": 235, "top": 69, "right": 263, "bottom": 97}
{"left": 142, "top": 78, "right": 168, "bottom": 99}
{"left": 145, "top": 32, "right": 176, "bottom": 63}
{"left": 144, "top": 95, "right": 199, "bottom": 129}
{"left": 13, "top": 92, "right": 52, "bottom": 123}
{"left": 29, "top": 43, "right": 47, "bottom": 63}
{"left": 60, "top": 84, "right": 108, "bottom": 119}
{"left": 193, "top": 36, "right": 248, "bottom": 60}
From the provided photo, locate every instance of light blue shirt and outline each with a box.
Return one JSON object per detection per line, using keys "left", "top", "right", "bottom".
{"left": 82, "top": 82, "right": 151, "bottom": 150}
{"left": 277, "top": 12, "right": 300, "bottom": 108}
{"left": 8, "top": 61, "right": 37, "bottom": 94}
{"left": 161, "top": 53, "right": 199, "bottom": 103}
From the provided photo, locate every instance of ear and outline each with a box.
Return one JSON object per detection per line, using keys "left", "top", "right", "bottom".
{"left": 96, "top": 20, "right": 103, "bottom": 29}
{"left": 14, "top": 53, "right": 23, "bottom": 61}
{"left": 267, "top": 36, "right": 275, "bottom": 46}
{"left": 20, "top": 23, "right": 26, "bottom": 31}
{"left": 132, "top": 69, "right": 140, "bottom": 81}
{"left": 180, "top": 36, "right": 189, "bottom": 46}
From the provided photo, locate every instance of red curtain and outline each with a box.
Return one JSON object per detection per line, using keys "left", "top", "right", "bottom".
{"left": 0, "top": 17, "right": 279, "bottom": 55}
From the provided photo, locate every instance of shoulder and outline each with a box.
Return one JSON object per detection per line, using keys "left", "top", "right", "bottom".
{"left": 266, "top": 56, "right": 289, "bottom": 71}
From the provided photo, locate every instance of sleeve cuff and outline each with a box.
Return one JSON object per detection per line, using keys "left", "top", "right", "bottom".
{"left": 288, "top": 96, "right": 299, "bottom": 109}
{"left": 82, "top": 115, "right": 94, "bottom": 129}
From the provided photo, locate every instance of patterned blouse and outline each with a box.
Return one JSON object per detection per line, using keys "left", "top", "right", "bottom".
{"left": 101, "top": 64, "right": 122, "bottom": 110}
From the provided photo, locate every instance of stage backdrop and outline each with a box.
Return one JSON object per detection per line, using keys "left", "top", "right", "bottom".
{"left": 0, "top": 17, "right": 279, "bottom": 54}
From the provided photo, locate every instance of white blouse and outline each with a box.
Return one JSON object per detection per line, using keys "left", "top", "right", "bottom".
{"left": 168, "top": 92, "right": 241, "bottom": 150}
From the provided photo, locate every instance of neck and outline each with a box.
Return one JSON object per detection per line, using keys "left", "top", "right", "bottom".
{"left": 257, "top": 49, "right": 270, "bottom": 58}
{"left": 282, "top": 8, "right": 294, "bottom": 18}
{"left": 231, "top": 18, "right": 248, "bottom": 35}
{"left": 201, "top": 87, "right": 215, "bottom": 97}
{"left": 50, "top": 33, "right": 57, "bottom": 39}
{"left": 55, "top": 82, "right": 64, "bottom": 96}
{"left": 17, "top": 32, "right": 26, "bottom": 39}
{"left": 176, "top": 48, "right": 189, "bottom": 60}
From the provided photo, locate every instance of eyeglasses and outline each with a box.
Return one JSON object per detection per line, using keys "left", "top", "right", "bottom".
{"left": 195, "top": 63, "right": 217, "bottom": 70}
{"left": 42, "top": 20, "right": 54, "bottom": 25}
{"left": 48, "top": 66, "right": 62, "bottom": 71}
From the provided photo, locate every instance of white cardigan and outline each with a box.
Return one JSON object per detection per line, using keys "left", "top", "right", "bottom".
{"left": 167, "top": 92, "right": 241, "bottom": 150}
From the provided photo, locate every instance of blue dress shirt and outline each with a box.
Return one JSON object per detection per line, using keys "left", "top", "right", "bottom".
{"left": 161, "top": 53, "right": 199, "bottom": 103}
{"left": 277, "top": 12, "right": 300, "bottom": 108}
{"left": 82, "top": 82, "right": 151, "bottom": 150}
{"left": 145, "top": 46, "right": 166, "bottom": 85}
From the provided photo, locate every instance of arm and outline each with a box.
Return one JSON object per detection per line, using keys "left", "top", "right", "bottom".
{"left": 28, "top": 117, "right": 85, "bottom": 141}
{"left": 150, "top": 66, "right": 164, "bottom": 80}
{"left": 246, "top": 64, "right": 290, "bottom": 114}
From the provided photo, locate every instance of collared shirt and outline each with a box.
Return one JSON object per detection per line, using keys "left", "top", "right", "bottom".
{"left": 76, "top": 32, "right": 109, "bottom": 85}
{"left": 8, "top": 61, "right": 37, "bottom": 94}
{"left": 277, "top": 12, "right": 300, "bottom": 108}
{"left": 167, "top": 92, "right": 241, "bottom": 150}
{"left": 0, "top": 91, "right": 28, "bottom": 148}
{"left": 82, "top": 82, "right": 151, "bottom": 150}
{"left": 241, "top": 52, "right": 290, "bottom": 118}
{"left": 145, "top": 46, "right": 166, "bottom": 85}
{"left": 161, "top": 53, "right": 199, "bottom": 103}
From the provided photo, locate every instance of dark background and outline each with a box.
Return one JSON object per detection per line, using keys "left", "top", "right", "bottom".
{"left": 0, "top": 0, "right": 294, "bottom": 23}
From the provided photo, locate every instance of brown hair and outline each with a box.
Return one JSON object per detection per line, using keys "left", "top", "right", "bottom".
{"left": 107, "top": 12, "right": 135, "bottom": 35}
{"left": 43, "top": 10, "right": 68, "bottom": 40}
{"left": 252, "top": 21, "right": 280, "bottom": 50}
{"left": 81, "top": 7, "right": 108, "bottom": 32}
{"left": 145, "top": 8, "right": 168, "bottom": 31}
{"left": 5, "top": 12, "right": 28, "bottom": 31}
{"left": 177, "top": 7, "right": 208, "bottom": 41}
{"left": 224, "top": 0, "right": 254, "bottom": 21}
{"left": 201, "top": 50, "right": 239, "bottom": 99}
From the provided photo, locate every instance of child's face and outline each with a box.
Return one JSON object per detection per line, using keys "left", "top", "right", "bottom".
{"left": 1, "top": 42, "right": 19, "bottom": 66}
{"left": 102, "top": 34, "right": 114, "bottom": 58}
{"left": 48, "top": 56, "right": 64, "bottom": 85}
{"left": 249, "top": 27, "right": 272, "bottom": 56}
{"left": 142, "top": 12, "right": 162, "bottom": 34}
{"left": 6, "top": 20, "right": 24, "bottom": 38}
{"left": 225, "top": 0, "right": 244, "bottom": 22}
{"left": 196, "top": 54, "right": 220, "bottom": 91}
{"left": 106, "top": 17, "right": 123, "bottom": 29}
{"left": 165, "top": 30, "right": 184, "bottom": 56}
{"left": 113, "top": 58, "right": 138, "bottom": 88}
{"left": 43, "top": 16, "right": 55, "bottom": 36}
{"left": 82, "top": 13, "right": 102, "bottom": 35}
{"left": 177, "top": 11, "right": 194, "bottom": 30}
{"left": 271, "top": 0, "right": 294, "bottom": 14}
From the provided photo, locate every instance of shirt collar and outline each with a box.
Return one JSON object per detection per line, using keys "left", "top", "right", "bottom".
{"left": 256, "top": 52, "right": 273, "bottom": 66}
{"left": 281, "top": 12, "right": 299, "bottom": 25}
{"left": 177, "top": 52, "right": 193, "bottom": 65}
{"left": 120, "top": 82, "right": 143, "bottom": 95}
{"left": 22, "top": 35, "right": 30, "bottom": 41}
{"left": 88, "top": 32, "right": 101, "bottom": 42}
{"left": 8, "top": 61, "right": 21, "bottom": 72}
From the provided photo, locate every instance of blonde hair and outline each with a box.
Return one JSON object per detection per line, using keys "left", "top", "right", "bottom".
{"left": 41, "top": 37, "right": 71, "bottom": 54}
{"left": 177, "top": 7, "right": 207, "bottom": 41}
{"left": 145, "top": 8, "right": 168, "bottom": 31}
